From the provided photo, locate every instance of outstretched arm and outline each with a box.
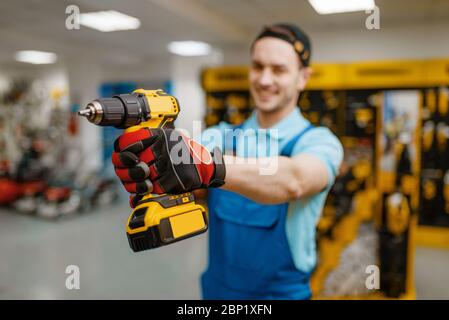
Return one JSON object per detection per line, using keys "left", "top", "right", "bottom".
{"left": 222, "top": 154, "right": 329, "bottom": 204}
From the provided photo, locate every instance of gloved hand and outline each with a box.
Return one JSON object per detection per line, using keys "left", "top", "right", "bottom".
{"left": 112, "top": 128, "right": 226, "bottom": 207}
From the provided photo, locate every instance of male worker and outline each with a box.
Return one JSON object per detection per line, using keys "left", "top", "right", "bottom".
{"left": 112, "top": 23, "right": 343, "bottom": 300}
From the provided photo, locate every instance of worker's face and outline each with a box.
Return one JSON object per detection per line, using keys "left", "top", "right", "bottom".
{"left": 249, "top": 37, "right": 311, "bottom": 113}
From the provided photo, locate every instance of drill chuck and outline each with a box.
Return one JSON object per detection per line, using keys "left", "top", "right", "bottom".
{"left": 78, "top": 93, "right": 149, "bottom": 128}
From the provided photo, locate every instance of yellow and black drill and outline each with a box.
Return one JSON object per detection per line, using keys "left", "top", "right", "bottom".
{"left": 78, "top": 89, "right": 207, "bottom": 252}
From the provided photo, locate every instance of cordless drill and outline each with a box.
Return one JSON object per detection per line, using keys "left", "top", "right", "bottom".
{"left": 78, "top": 89, "right": 208, "bottom": 252}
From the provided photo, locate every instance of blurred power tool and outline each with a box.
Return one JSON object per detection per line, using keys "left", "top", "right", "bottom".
{"left": 78, "top": 89, "right": 207, "bottom": 252}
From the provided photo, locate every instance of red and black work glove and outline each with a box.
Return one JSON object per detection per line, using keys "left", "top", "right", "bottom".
{"left": 112, "top": 128, "right": 226, "bottom": 207}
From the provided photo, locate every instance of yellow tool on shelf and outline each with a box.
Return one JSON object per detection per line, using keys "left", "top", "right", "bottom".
{"left": 78, "top": 89, "right": 207, "bottom": 252}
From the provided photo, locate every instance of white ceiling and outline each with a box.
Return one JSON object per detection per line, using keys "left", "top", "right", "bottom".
{"left": 0, "top": 0, "right": 448, "bottom": 68}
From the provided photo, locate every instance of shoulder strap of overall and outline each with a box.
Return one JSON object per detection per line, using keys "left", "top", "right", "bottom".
{"left": 280, "top": 124, "right": 315, "bottom": 157}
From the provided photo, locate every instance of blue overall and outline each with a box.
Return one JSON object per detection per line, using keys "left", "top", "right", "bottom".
{"left": 201, "top": 124, "right": 315, "bottom": 300}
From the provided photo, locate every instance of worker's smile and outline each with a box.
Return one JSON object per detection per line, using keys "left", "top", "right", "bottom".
{"left": 256, "top": 88, "right": 278, "bottom": 101}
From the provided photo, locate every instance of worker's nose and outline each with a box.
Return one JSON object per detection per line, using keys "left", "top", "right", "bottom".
{"left": 258, "top": 68, "right": 274, "bottom": 87}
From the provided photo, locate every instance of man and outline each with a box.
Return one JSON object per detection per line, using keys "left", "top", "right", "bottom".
{"left": 112, "top": 23, "right": 343, "bottom": 300}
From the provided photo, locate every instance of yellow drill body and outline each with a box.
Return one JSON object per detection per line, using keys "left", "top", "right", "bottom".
{"left": 79, "top": 89, "right": 207, "bottom": 252}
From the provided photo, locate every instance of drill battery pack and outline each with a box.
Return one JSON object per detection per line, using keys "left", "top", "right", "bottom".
{"left": 126, "top": 192, "right": 208, "bottom": 252}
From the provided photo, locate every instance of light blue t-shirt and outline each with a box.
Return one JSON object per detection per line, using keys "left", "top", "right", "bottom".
{"left": 199, "top": 107, "right": 343, "bottom": 273}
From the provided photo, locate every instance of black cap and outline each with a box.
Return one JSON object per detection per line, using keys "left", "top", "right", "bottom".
{"left": 252, "top": 23, "right": 311, "bottom": 67}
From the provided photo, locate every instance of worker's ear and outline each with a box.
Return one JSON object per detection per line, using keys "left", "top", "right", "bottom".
{"left": 296, "top": 67, "right": 313, "bottom": 91}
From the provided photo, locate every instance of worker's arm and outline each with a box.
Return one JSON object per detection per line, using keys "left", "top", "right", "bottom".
{"left": 222, "top": 154, "right": 328, "bottom": 204}
{"left": 111, "top": 127, "right": 343, "bottom": 206}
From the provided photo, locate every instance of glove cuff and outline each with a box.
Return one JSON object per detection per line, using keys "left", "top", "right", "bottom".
{"left": 209, "top": 147, "right": 226, "bottom": 188}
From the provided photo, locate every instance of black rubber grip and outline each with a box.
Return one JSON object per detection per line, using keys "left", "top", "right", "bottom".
{"left": 114, "top": 94, "right": 145, "bottom": 128}
{"left": 96, "top": 98, "right": 125, "bottom": 127}
{"left": 95, "top": 93, "right": 148, "bottom": 128}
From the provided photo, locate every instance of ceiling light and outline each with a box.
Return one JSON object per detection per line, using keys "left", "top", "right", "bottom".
{"left": 80, "top": 10, "right": 141, "bottom": 32}
{"left": 167, "top": 41, "right": 211, "bottom": 57}
{"left": 15, "top": 50, "right": 58, "bottom": 64}
{"left": 308, "top": 0, "right": 376, "bottom": 15}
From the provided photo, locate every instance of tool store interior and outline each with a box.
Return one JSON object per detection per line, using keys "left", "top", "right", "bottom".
{"left": 1, "top": 0, "right": 449, "bottom": 300}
